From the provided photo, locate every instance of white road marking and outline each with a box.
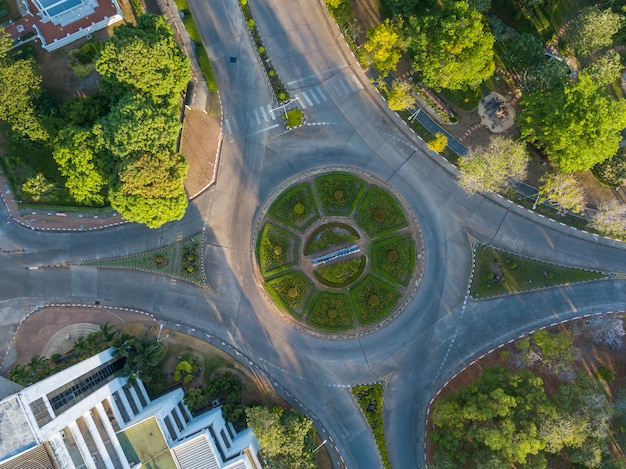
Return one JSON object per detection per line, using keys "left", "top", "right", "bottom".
{"left": 308, "top": 89, "right": 321, "bottom": 104}
{"left": 252, "top": 109, "right": 261, "bottom": 124}
{"left": 259, "top": 106, "right": 269, "bottom": 122}
{"left": 300, "top": 91, "right": 314, "bottom": 106}
{"left": 224, "top": 119, "right": 232, "bottom": 135}
{"left": 266, "top": 104, "right": 276, "bottom": 120}
{"left": 295, "top": 94, "right": 307, "bottom": 108}
{"left": 313, "top": 86, "right": 328, "bottom": 101}
{"left": 350, "top": 73, "right": 364, "bottom": 90}
{"left": 286, "top": 65, "right": 348, "bottom": 85}
{"left": 344, "top": 76, "right": 357, "bottom": 92}
{"left": 337, "top": 77, "right": 350, "bottom": 94}
{"left": 248, "top": 124, "right": 279, "bottom": 135}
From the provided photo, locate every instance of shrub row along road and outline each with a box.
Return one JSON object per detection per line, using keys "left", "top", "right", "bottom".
{"left": 0, "top": 1, "right": 625, "bottom": 469}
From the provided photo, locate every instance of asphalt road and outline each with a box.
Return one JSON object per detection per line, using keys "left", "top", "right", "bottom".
{"left": 1, "top": 0, "right": 625, "bottom": 468}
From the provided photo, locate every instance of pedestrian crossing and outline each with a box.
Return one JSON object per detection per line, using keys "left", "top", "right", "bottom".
{"left": 224, "top": 73, "right": 364, "bottom": 136}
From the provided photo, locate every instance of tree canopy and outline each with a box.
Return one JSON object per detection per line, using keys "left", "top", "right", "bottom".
{"left": 566, "top": 6, "right": 623, "bottom": 56}
{"left": 246, "top": 406, "right": 315, "bottom": 469}
{"left": 406, "top": 1, "right": 495, "bottom": 90}
{"left": 458, "top": 136, "right": 529, "bottom": 194}
{"left": 520, "top": 74, "right": 626, "bottom": 173}
{"left": 362, "top": 18, "right": 405, "bottom": 77}
{"left": 96, "top": 14, "right": 191, "bottom": 99}
{"left": 538, "top": 173, "right": 587, "bottom": 215}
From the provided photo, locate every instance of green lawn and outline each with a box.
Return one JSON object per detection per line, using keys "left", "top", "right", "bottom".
{"left": 355, "top": 186, "right": 408, "bottom": 239}
{"left": 267, "top": 182, "right": 320, "bottom": 231}
{"left": 307, "top": 292, "right": 354, "bottom": 330}
{"left": 265, "top": 271, "right": 315, "bottom": 318}
{"left": 79, "top": 246, "right": 175, "bottom": 273}
{"left": 371, "top": 234, "right": 416, "bottom": 287}
{"left": 117, "top": 416, "right": 177, "bottom": 469}
{"left": 315, "top": 172, "right": 366, "bottom": 215}
{"left": 258, "top": 223, "right": 299, "bottom": 277}
{"left": 314, "top": 256, "right": 365, "bottom": 287}
{"left": 471, "top": 245, "right": 605, "bottom": 298}
{"left": 352, "top": 384, "right": 391, "bottom": 469}
{"left": 304, "top": 222, "right": 360, "bottom": 255}
{"left": 350, "top": 276, "right": 402, "bottom": 325}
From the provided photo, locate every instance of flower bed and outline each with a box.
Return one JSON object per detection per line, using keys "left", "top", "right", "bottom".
{"left": 314, "top": 256, "right": 365, "bottom": 288}
{"left": 355, "top": 186, "right": 408, "bottom": 238}
{"left": 308, "top": 292, "right": 354, "bottom": 330}
{"left": 305, "top": 222, "right": 360, "bottom": 255}
{"left": 352, "top": 384, "right": 391, "bottom": 469}
{"left": 265, "top": 271, "right": 314, "bottom": 318}
{"left": 371, "top": 234, "right": 416, "bottom": 287}
{"left": 258, "top": 223, "right": 299, "bottom": 277}
{"left": 350, "top": 276, "right": 401, "bottom": 325}
{"left": 315, "top": 172, "right": 367, "bottom": 215}
{"left": 176, "top": 234, "right": 204, "bottom": 284}
{"left": 267, "top": 182, "right": 319, "bottom": 231}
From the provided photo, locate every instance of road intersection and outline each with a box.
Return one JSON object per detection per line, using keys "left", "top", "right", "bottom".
{"left": 1, "top": 0, "right": 626, "bottom": 468}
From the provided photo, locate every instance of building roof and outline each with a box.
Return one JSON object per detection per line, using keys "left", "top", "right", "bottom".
{"left": 0, "top": 376, "right": 23, "bottom": 401}
{"left": 0, "top": 396, "right": 37, "bottom": 462}
{"left": 0, "top": 444, "right": 54, "bottom": 469}
{"left": 116, "top": 415, "right": 178, "bottom": 469}
{"left": 33, "top": 0, "right": 85, "bottom": 19}
{"left": 172, "top": 432, "right": 221, "bottom": 469}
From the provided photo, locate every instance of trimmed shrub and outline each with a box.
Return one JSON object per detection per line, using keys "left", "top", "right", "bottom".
{"left": 355, "top": 186, "right": 408, "bottom": 238}
{"left": 315, "top": 172, "right": 366, "bottom": 215}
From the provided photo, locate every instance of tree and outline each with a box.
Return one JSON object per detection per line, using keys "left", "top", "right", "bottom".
{"left": 406, "top": 1, "right": 495, "bottom": 90}
{"left": 587, "top": 314, "right": 625, "bottom": 349}
{"left": 427, "top": 133, "right": 448, "bottom": 153}
{"left": 469, "top": 0, "right": 491, "bottom": 12}
{"left": 246, "top": 406, "right": 315, "bottom": 469}
{"left": 430, "top": 366, "right": 555, "bottom": 466}
{"left": 458, "top": 136, "right": 529, "bottom": 194}
{"left": 520, "top": 74, "right": 626, "bottom": 173}
{"left": 538, "top": 173, "right": 587, "bottom": 214}
{"left": 386, "top": 80, "right": 415, "bottom": 111}
{"left": 96, "top": 94, "right": 181, "bottom": 159}
{"left": 53, "top": 126, "right": 107, "bottom": 205}
{"left": 591, "top": 201, "right": 626, "bottom": 238}
{"left": 96, "top": 14, "right": 191, "bottom": 99}
{"left": 116, "top": 151, "right": 188, "bottom": 198}
{"left": 184, "top": 388, "right": 207, "bottom": 410}
{"left": 381, "top": 0, "right": 421, "bottom": 17}
{"left": 593, "top": 148, "right": 626, "bottom": 187}
{"left": 502, "top": 33, "right": 545, "bottom": 72}
{"left": 566, "top": 6, "right": 623, "bottom": 56}
{"left": 0, "top": 49, "right": 48, "bottom": 141}
{"left": 522, "top": 58, "right": 570, "bottom": 93}
{"left": 362, "top": 18, "right": 405, "bottom": 77}
{"left": 583, "top": 50, "right": 622, "bottom": 87}
{"left": 21, "top": 173, "right": 55, "bottom": 202}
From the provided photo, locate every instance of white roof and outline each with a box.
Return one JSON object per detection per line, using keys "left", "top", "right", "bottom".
{"left": 172, "top": 432, "right": 220, "bottom": 469}
{"left": 0, "top": 396, "right": 37, "bottom": 462}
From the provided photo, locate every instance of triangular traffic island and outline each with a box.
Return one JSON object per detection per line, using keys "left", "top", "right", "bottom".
{"left": 469, "top": 245, "right": 606, "bottom": 299}
{"left": 76, "top": 233, "right": 209, "bottom": 288}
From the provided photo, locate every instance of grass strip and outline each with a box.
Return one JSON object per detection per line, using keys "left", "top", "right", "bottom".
{"left": 471, "top": 245, "right": 605, "bottom": 298}
{"left": 352, "top": 384, "right": 391, "bottom": 469}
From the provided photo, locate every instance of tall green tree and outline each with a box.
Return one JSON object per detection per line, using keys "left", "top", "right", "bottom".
{"left": 53, "top": 127, "right": 107, "bottom": 205}
{"left": 458, "top": 136, "right": 529, "bottom": 194}
{"left": 116, "top": 150, "right": 188, "bottom": 199}
{"left": 566, "top": 6, "right": 623, "bottom": 56}
{"left": 592, "top": 202, "right": 626, "bottom": 238}
{"left": 538, "top": 173, "right": 587, "bottom": 214}
{"left": 406, "top": 1, "right": 495, "bottom": 90}
{"left": 96, "top": 14, "right": 191, "bottom": 99}
{"left": 386, "top": 80, "right": 415, "bottom": 111}
{"left": 362, "top": 18, "right": 405, "bottom": 76}
{"left": 502, "top": 33, "right": 545, "bottom": 72}
{"left": 520, "top": 74, "right": 626, "bottom": 172}
{"left": 583, "top": 50, "right": 623, "bottom": 87}
{"left": 246, "top": 406, "right": 315, "bottom": 469}
{"left": 0, "top": 29, "right": 48, "bottom": 142}
{"left": 21, "top": 173, "right": 55, "bottom": 202}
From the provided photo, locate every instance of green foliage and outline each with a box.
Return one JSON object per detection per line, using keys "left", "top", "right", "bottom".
{"left": 53, "top": 126, "right": 107, "bottom": 205}
{"left": 502, "top": 33, "right": 545, "bottom": 71}
{"left": 112, "top": 336, "right": 164, "bottom": 382}
{"left": 96, "top": 15, "right": 191, "bottom": 99}
{"left": 0, "top": 50, "right": 48, "bottom": 141}
{"left": 305, "top": 223, "right": 359, "bottom": 255}
{"left": 283, "top": 108, "right": 304, "bottom": 128}
{"left": 386, "top": 80, "right": 415, "bottom": 111}
{"left": 267, "top": 183, "right": 319, "bottom": 231}
{"left": 61, "top": 94, "right": 110, "bottom": 128}
{"left": 315, "top": 256, "right": 364, "bottom": 287}
{"left": 538, "top": 173, "right": 587, "bottom": 214}
{"left": 69, "top": 41, "right": 103, "bottom": 77}
{"left": 207, "top": 371, "right": 243, "bottom": 403}
{"left": 566, "top": 6, "right": 623, "bottom": 55}
{"left": 470, "top": 245, "right": 604, "bottom": 298}
{"left": 21, "top": 173, "right": 55, "bottom": 202}
{"left": 96, "top": 94, "right": 181, "bottom": 159}
{"left": 350, "top": 277, "right": 402, "bottom": 325}
{"left": 176, "top": 237, "right": 204, "bottom": 284}
{"left": 308, "top": 292, "right": 354, "bottom": 330}
{"left": 183, "top": 388, "right": 207, "bottom": 409}
{"left": 246, "top": 406, "right": 315, "bottom": 469}
{"left": 426, "top": 132, "right": 448, "bottom": 153}
{"left": 116, "top": 150, "right": 188, "bottom": 199}
{"left": 583, "top": 50, "right": 623, "bottom": 87}
{"left": 522, "top": 58, "right": 570, "bottom": 93}
{"left": 372, "top": 234, "right": 416, "bottom": 286}
{"left": 406, "top": 1, "right": 495, "bottom": 90}
{"left": 266, "top": 272, "right": 314, "bottom": 317}
{"left": 591, "top": 202, "right": 626, "bottom": 239}
{"left": 520, "top": 74, "right": 626, "bottom": 172}
{"left": 469, "top": 0, "right": 491, "bottom": 13}
{"left": 315, "top": 172, "right": 366, "bottom": 215}
{"left": 597, "top": 366, "right": 615, "bottom": 383}
{"left": 353, "top": 384, "right": 390, "bottom": 469}
{"left": 258, "top": 223, "right": 299, "bottom": 276}
{"left": 593, "top": 148, "right": 626, "bottom": 187}
{"left": 458, "top": 136, "right": 529, "bottom": 194}
{"left": 362, "top": 18, "right": 405, "bottom": 76}
{"left": 174, "top": 356, "right": 198, "bottom": 383}
{"left": 355, "top": 186, "right": 408, "bottom": 238}
{"left": 381, "top": 0, "right": 421, "bottom": 17}
{"left": 325, "top": 0, "right": 353, "bottom": 25}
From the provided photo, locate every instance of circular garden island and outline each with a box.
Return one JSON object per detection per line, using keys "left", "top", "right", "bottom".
{"left": 255, "top": 170, "right": 424, "bottom": 334}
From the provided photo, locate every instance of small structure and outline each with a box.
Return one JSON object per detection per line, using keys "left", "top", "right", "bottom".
{"left": 312, "top": 244, "right": 360, "bottom": 266}
{"left": 478, "top": 92, "right": 516, "bottom": 133}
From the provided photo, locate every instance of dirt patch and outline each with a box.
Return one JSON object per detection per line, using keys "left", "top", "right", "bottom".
{"left": 426, "top": 316, "right": 626, "bottom": 467}
{"left": 180, "top": 106, "right": 221, "bottom": 198}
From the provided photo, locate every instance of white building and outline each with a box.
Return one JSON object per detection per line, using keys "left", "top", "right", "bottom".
{"left": 0, "top": 349, "right": 262, "bottom": 469}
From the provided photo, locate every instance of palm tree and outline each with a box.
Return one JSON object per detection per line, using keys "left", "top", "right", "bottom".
{"left": 110, "top": 333, "right": 137, "bottom": 358}
{"left": 27, "top": 355, "right": 49, "bottom": 380}
{"left": 9, "top": 364, "right": 29, "bottom": 385}
{"left": 98, "top": 322, "right": 118, "bottom": 342}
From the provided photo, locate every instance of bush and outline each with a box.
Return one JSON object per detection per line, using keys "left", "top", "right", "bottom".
{"left": 353, "top": 384, "right": 390, "bottom": 469}
{"left": 315, "top": 172, "right": 367, "bottom": 215}
{"left": 266, "top": 272, "right": 314, "bottom": 317}
{"left": 308, "top": 292, "right": 354, "bottom": 330}
{"left": 597, "top": 366, "right": 615, "bottom": 383}
{"left": 351, "top": 277, "right": 402, "bottom": 325}
{"left": 267, "top": 183, "right": 319, "bottom": 231}
{"left": 592, "top": 148, "right": 626, "bottom": 187}
{"left": 258, "top": 223, "right": 299, "bottom": 276}
{"left": 355, "top": 186, "right": 408, "bottom": 238}
{"left": 315, "top": 256, "right": 364, "bottom": 287}
{"left": 284, "top": 108, "right": 304, "bottom": 128}
{"left": 372, "top": 234, "right": 416, "bottom": 286}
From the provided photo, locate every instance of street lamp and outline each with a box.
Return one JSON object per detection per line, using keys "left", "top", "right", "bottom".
{"left": 312, "top": 439, "right": 327, "bottom": 454}
{"left": 270, "top": 98, "right": 296, "bottom": 121}
{"left": 157, "top": 323, "right": 163, "bottom": 342}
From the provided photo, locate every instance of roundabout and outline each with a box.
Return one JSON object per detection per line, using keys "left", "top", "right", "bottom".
{"left": 255, "top": 169, "right": 425, "bottom": 334}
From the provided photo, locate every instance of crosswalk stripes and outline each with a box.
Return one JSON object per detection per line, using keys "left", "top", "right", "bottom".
{"left": 223, "top": 73, "right": 364, "bottom": 135}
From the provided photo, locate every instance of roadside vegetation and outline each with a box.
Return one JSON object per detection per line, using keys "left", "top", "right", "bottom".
{"left": 429, "top": 316, "right": 626, "bottom": 468}
{"left": 353, "top": 384, "right": 391, "bottom": 469}
{"left": 470, "top": 245, "right": 606, "bottom": 298}
{"left": 324, "top": 0, "right": 626, "bottom": 239}
{"left": 0, "top": 16, "right": 191, "bottom": 228}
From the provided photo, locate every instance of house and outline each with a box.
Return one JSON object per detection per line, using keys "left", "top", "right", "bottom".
{"left": 0, "top": 349, "right": 262, "bottom": 469}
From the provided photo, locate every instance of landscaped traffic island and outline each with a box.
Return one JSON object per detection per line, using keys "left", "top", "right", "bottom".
{"left": 255, "top": 170, "right": 424, "bottom": 334}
